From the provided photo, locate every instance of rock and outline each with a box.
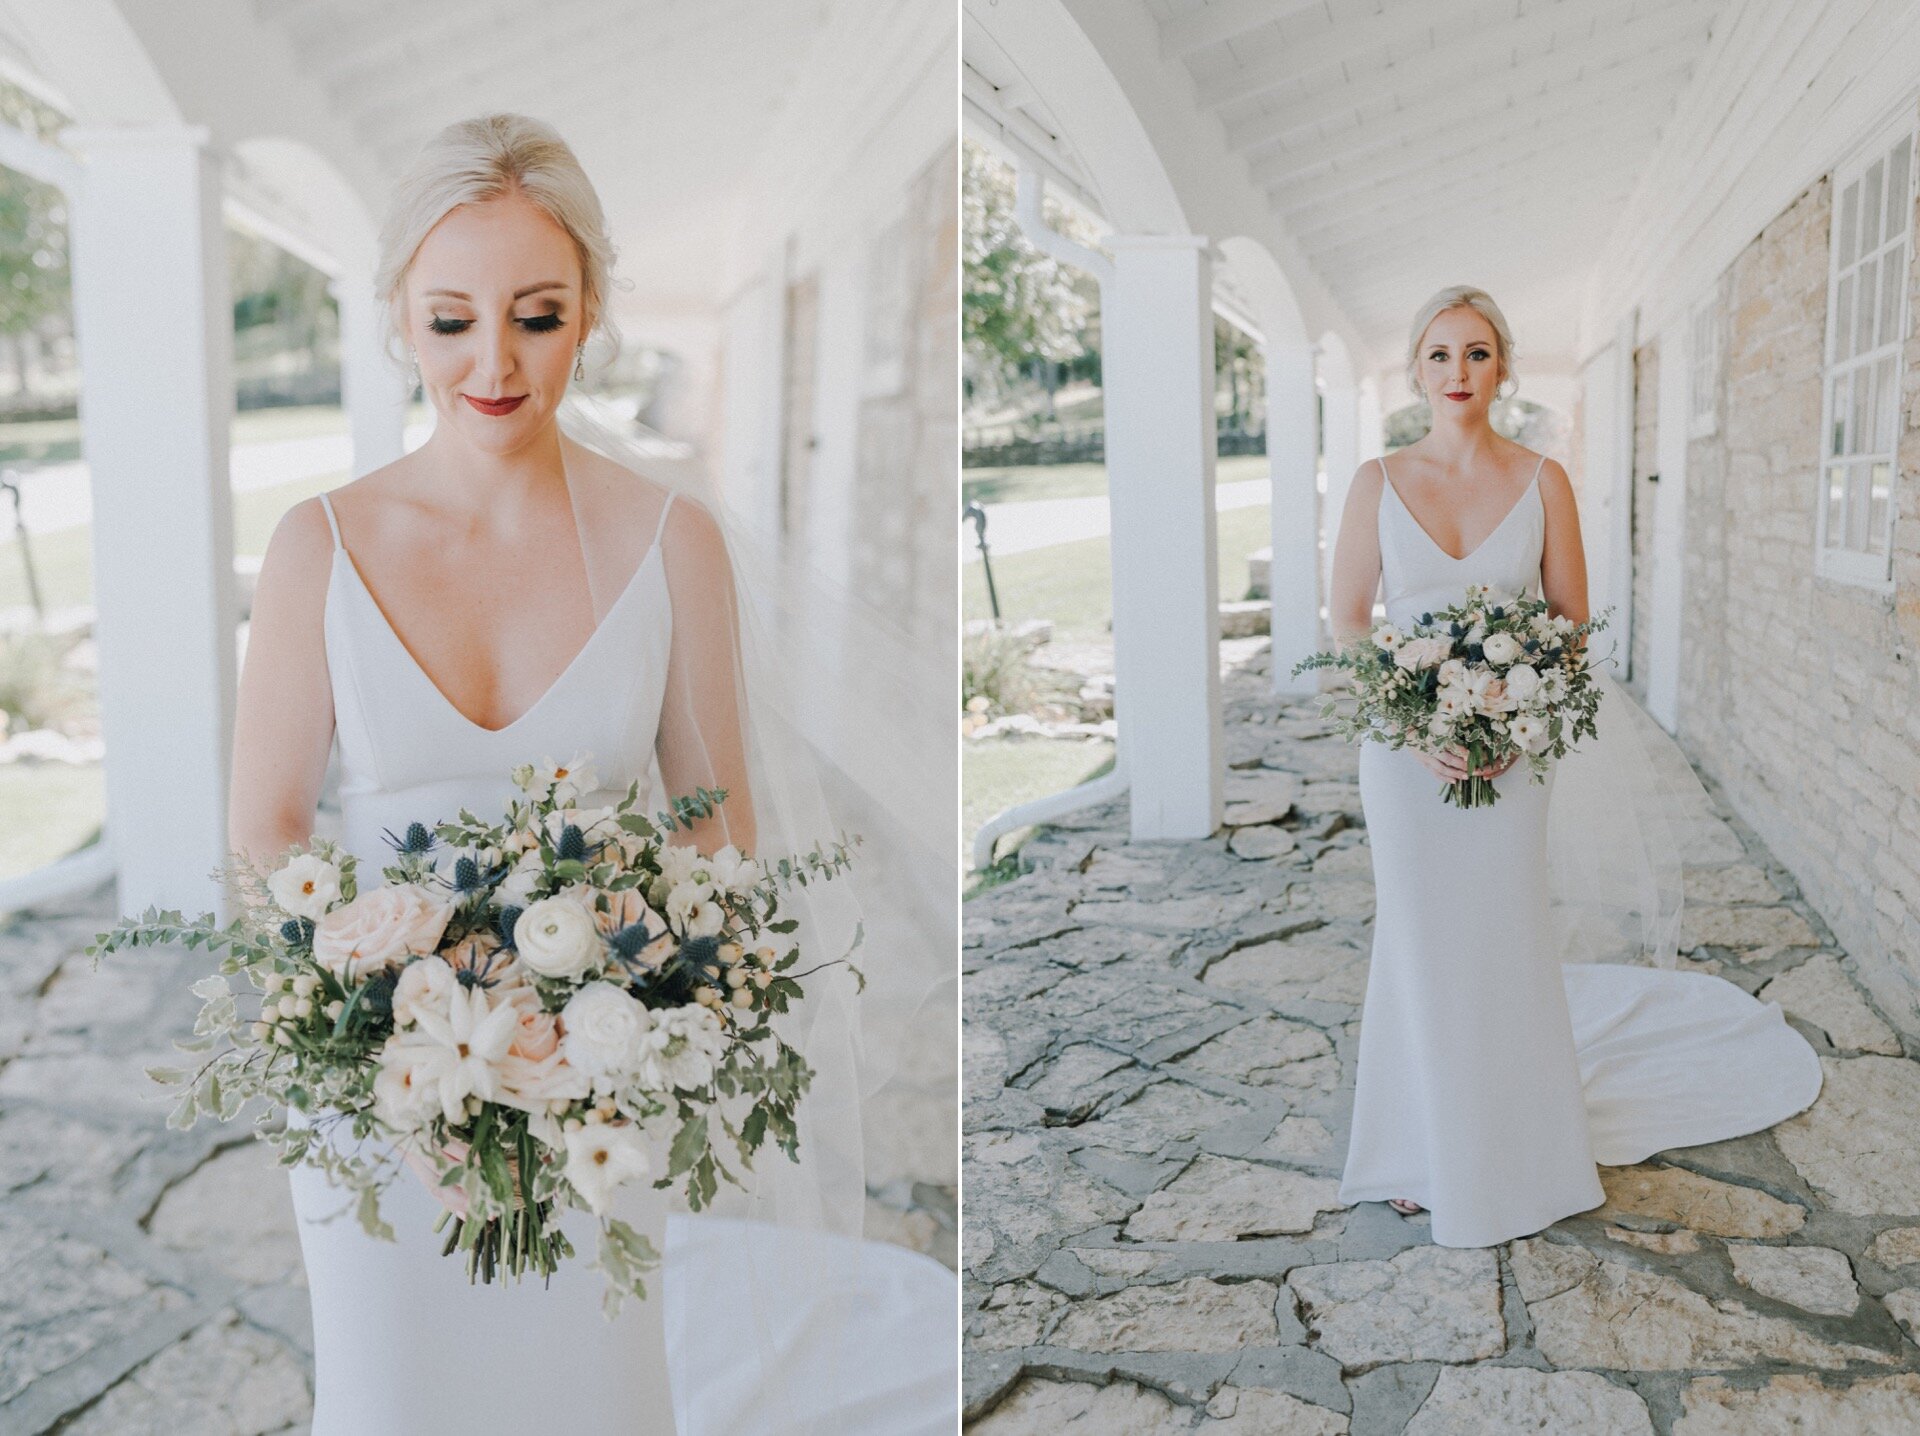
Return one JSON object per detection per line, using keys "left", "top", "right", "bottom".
{"left": 1509, "top": 1237, "right": 1891, "bottom": 1370}
{"left": 1223, "top": 799, "right": 1293, "bottom": 827}
{"left": 1680, "top": 904, "right": 1821, "bottom": 951}
{"left": 1202, "top": 935, "right": 1368, "bottom": 1007}
{"left": 1726, "top": 1243, "right": 1858, "bottom": 1315}
{"left": 1287, "top": 1246, "right": 1505, "bottom": 1373}
{"left": 1257, "top": 1116, "right": 1334, "bottom": 1160}
{"left": 1228, "top": 826, "right": 1299, "bottom": 860}
{"left": 1040, "top": 969, "right": 1235, "bottom": 1046}
{"left": 1758, "top": 955, "right": 1902, "bottom": 1054}
{"left": 1225, "top": 772, "right": 1304, "bottom": 809}
{"left": 965, "top": 1131, "right": 1140, "bottom": 1280}
{"left": 1404, "top": 1366, "right": 1653, "bottom": 1435}
{"left": 1067, "top": 894, "right": 1263, "bottom": 936}
{"left": 1885, "top": 1287, "right": 1920, "bottom": 1343}
{"left": 1869, "top": 1226, "right": 1920, "bottom": 1267}
{"left": 1052, "top": 1276, "right": 1281, "bottom": 1352}
{"left": 1672, "top": 1374, "right": 1920, "bottom": 1434}
{"left": 1597, "top": 1163, "right": 1806, "bottom": 1237}
{"left": 971, "top": 1376, "right": 1193, "bottom": 1434}
{"left": 1071, "top": 1248, "right": 1171, "bottom": 1279}
{"left": 1074, "top": 1079, "right": 1249, "bottom": 1155}
{"left": 58, "top": 1311, "right": 311, "bottom": 1436}
{"left": 971, "top": 1283, "right": 1067, "bottom": 1349}
{"left": 1176, "top": 1015, "right": 1337, "bottom": 1093}
{"left": 1682, "top": 864, "right": 1780, "bottom": 905}
{"left": 1776, "top": 1057, "right": 1920, "bottom": 1214}
{"left": 1014, "top": 1044, "right": 1140, "bottom": 1125}
{"left": 1670, "top": 817, "right": 1747, "bottom": 865}
{"left": 1203, "top": 1386, "right": 1348, "bottom": 1433}
{"left": 147, "top": 1142, "right": 302, "bottom": 1286}
{"left": 1298, "top": 878, "right": 1376, "bottom": 921}
{"left": 1127, "top": 1156, "right": 1345, "bottom": 1243}
{"left": 1604, "top": 1225, "right": 1701, "bottom": 1254}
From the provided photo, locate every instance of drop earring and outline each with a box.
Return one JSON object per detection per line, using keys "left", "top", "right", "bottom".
{"left": 409, "top": 350, "right": 420, "bottom": 391}
{"left": 574, "top": 345, "right": 586, "bottom": 382}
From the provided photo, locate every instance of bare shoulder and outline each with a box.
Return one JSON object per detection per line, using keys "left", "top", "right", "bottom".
{"left": 660, "top": 488, "right": 726, "bottom": 558}
{"left": 1532, "top": 454, "right": 1576, "bottom": 505}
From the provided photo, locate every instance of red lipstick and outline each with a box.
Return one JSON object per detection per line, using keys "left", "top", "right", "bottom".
{"left": 464, "top": 394, "right": 526, "bottom": 417}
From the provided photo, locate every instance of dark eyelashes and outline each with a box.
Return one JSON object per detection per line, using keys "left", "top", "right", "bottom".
{"left": 426, "top": 314, "right": 566, "bottom": 336}
{"left": 1427, "top": 349, "right": 1493, "bottom": 360}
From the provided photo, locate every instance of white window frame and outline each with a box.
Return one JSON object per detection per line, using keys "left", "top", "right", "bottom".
{"left": 1688, "top": 280, "right": 1722, "bottom": 439}
{"left": 1815, "top": 107, "right": 1917, "bottom": 591}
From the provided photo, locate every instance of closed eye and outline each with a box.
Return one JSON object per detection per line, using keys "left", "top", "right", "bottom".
{"left": 426, "top": 314, "right": 567, "bottom": 336}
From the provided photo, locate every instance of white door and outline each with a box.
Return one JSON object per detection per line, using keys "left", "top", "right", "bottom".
{"left": 1646, "top": 317, "right": 1690, "bottom": 732}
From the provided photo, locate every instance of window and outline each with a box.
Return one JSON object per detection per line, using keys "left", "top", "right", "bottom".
{"left": 1817, "top": 112, "right": 1916, "bottom": 588}
{"left": 1688, "top": 281, "right": 1722, "bottom": 439}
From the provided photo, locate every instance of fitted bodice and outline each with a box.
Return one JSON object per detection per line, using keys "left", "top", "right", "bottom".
{"left": 1375, "top": 453, "right": 1546, "bottom": 628}
{"left": 317, "top": 491, "right": 674, "bottom": 868}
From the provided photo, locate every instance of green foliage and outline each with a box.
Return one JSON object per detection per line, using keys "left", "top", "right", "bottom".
{"left": 0, "top": 629, "right": 91, "bottom": 733}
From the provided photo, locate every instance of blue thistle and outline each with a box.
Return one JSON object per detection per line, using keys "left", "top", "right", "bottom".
{"left": 497, "top": 905, "right": 524, "bottom": 947}
{"left": 556, "top": 824, "right": 587, "bottom": 862}
{"left": 382, "top": 822, "right": 435, "bottom": 855}
{"left": 452, "top": 856, "right": 480, "bottom": 891}
{"left": 360, "top": 969, "right": 398, "bottom": 1022}
{"left": 279, "top": 917, "right": 314, "bottom": 947}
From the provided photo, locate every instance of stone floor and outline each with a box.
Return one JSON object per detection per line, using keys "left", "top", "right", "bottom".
{"left": 963, "top": 641, "right": 1920, "bottom": 1434}
{"left": 0, "top": 886, "right": 956, "bottom": 1435}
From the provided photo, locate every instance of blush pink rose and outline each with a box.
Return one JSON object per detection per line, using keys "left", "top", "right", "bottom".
{"left": 511, "top": 1007, "right": 561, "bottom": 1062}
{"left": 312, "top": 884, "right": 455, "bottom": 984}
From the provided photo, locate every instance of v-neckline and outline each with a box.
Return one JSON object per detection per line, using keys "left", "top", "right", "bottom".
{"left": 1380, "top": 458, "right": 1541, "bottom": 564}
{"left": 329, "top": 541, "right": 664, "bottom": 737}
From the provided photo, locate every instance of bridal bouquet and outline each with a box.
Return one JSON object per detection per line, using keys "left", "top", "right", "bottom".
{"left": 1292, "top": 585, "right": 1611, "bottom": 808}
{"left": 90, "top": 758, "right": 862, "bottom": 1315}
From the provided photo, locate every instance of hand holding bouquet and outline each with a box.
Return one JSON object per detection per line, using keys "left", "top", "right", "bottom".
{"left": 90, "top": 759, "right": 862, "bottom": 1316}
{"left": 1292, "top": 586, "right": 1611, "bottom": 808}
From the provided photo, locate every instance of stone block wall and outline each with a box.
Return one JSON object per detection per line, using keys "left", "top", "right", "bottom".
{"left": 1628, "top": 341, "right": 1660, "bottom": 696}
{"left": 1672, "top": 158, "right": 1920, "bottom": 1034}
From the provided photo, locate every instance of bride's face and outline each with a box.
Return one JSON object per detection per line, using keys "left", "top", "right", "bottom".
{"left": 1416, "top": 306, "right": 1503, "bottom": 421}
{"left": 403, "top": 190, "right": 588, "bottom": 456}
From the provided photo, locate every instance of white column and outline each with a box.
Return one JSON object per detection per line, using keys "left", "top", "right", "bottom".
{"left": 1356, "top": 379, "right": 1384, "bottom": 463}
{"left": 1320, "top": 379, "right": 1359, "bottom": 611}
{"left": 336, "top": 267, "right": 409, "bottom": 476}
{"left": 1267, "top": 338, "right": 1321, "bottom": 694}
{"left": 1103, "top": 235, "right": 1221, "bottom": 840}
{"left": 67, "top": 125, "right": 235, "bottom": 914}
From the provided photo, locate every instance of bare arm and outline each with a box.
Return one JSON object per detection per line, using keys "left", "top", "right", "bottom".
{"left": 228, "top": 499, "right": 337, "bottom": 869}
{"left": 655, "top": 497, "right": 756, "bottom": 857}
{"left": 1329, "top": 460, "right": 1385, "bottom": 643}
{"left": 1536, "top": 460, "right": 1590, "bottom": 626}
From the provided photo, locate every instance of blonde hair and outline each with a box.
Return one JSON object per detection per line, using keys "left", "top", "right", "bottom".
{"left": 375, "top": 113, "right": 618, "bottom": 364}
{"left": 1405, "top": 285, "right": 1517, "bottom": 400}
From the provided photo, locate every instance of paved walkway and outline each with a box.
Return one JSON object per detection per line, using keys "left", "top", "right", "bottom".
{"left": 963, "top": 640, "right": 1920, "bottom": 1433}
{"left": 962, "top": 478, "right": 1271, "bottom": 561}
{"left": 0, "top": 881, "right": 954, "bottom": 1434}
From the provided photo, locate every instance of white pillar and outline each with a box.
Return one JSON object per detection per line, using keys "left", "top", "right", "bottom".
{"left": 1103, "top": 235, "right": 1221, "bottom": 840}
{"left": 336, "top": 267, "right": 409, "bottom": 476}
{"left": 1267, "top": 338, "right": 1321, "bottom": 694}
{"left": 67, "top": 124, "right": 236, "bottom": 915}
{"left": 1320, "top": 380, "right": 1359, "bottom": 610}
{"left": 1357, "top": 379, "right": 1384, "bottom": 462}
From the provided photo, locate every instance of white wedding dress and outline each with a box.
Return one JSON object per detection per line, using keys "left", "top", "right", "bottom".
{"left": 1337, "top": 454, "right": 1823, "bottom": 1248}
{"left": 287, "top": 490, "right": 956, "bottom": 1433}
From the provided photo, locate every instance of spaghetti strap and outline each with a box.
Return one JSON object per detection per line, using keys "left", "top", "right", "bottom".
{"left": 1531, "top": 452, "right": 1547, "bottom": 485}
{"left": 318, "top": 492, "right": 343, "bottom": 550}
{"left": 650, "top": 490, "right": 677, "bottom": 550}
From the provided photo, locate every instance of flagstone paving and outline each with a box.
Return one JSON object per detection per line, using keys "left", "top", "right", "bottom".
{"left": 963, "top": 641, "right": 1920, "bottom": 1434}
{"left": 0, "top": 891, "right": 956, "bottom": 1435}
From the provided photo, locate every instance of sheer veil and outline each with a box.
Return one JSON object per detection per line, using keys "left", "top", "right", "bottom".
{"left": 553, "top": 394, "right": 956, "bottom": 1432}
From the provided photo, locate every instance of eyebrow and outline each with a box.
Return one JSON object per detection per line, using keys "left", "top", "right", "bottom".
{"left": 423, "top": 282, "right": 573, "bottom": 301}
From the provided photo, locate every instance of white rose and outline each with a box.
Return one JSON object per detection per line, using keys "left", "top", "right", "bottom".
{"left": 1482, "top": 631, "right": 1523, "bottom": 665}
{"left": 392, "top": 955, "right": 456, "bottom": 1028}
{"left": 636, "top": 1003, "right": 728, "bottom": 1092}
{"left": 560, "top": 982, "right": 654, "bottom": 1085}
{"left": 268, "top": 853, "right": 342, "bottom": 922}
{"left": 1505, "top": 664, "right": 1542, "bottom": 702}
{"left": 1510, "top": 713, "right": 1550, "bottom": 752}
{"left": 515, "top": 894, "right": 606, "bottom": 981}
{"left": 563, "top": 1121, "right": 651, "bottom": 1215}
{"left": 1371, "top": 624, "right": 1404, "bottom": 652}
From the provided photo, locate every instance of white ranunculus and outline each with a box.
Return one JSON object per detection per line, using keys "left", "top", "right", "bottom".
{"left": 561, "top": 982, "right": 654, "bottom": 1085}
{"left": 1482, "top": 631, "right": 1523, "bottom": 665}
{"left": 1466, "top": 622, "right": 1488, "bottom": 646}
{"left": 392, "top": 955, "right": 457, "bottom": 1028}
{"left": 563, "top": 1121, "right": 651, "bottom": 1215}
{"left": 708, "top": 845, "right": 762, "bottom": 894}
{"left": 496, "top": 850, "right": 546, "bottom": 908}
{"left": 268, "top": 853, "right": 343, "bottom": 922}
{"left": 1510, "top": 713, "right": 1550, "bottom": 753}
{"left": 1505, "top": 663, "right": 1542, "bottom": 702}
{"left": 515, "top": 894, "right": 605, "bottom": 981}
{"left": 636, "top": 1003, "right": 728, "bottom": 1093}
{"left": 1371, "top": 624, "right": 1404, "bottom": 651}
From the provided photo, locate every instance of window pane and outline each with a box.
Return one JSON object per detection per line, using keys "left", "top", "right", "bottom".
{"left": 1881, "top": 242, "right": 1905, "bottom": 348}
{"left": 1871, "top": 461, "right": 1894, "bottom": 555}
{"left": 1877, "top": 354, "right": 1899, "bottom": 451}
{"left": 1841, "top": 178, "right": 1861, "bottom": 267}
{"left": 1826, "top": 464, "right": 1848, "bottom": 545}
{"left": 1835, "top": 272, "right": 1854, "bottom": 360}
{"left": 1890, "top": 136, "right": 1913, "bottom": 244}
{"left": 1852, "top": 362, "right": 1871, "bottom": 454}
{"left": 1849, "top": 462, "right": 1872, "bottom": 549}
{"left": 1856, "top": 260, "right": 1878, "bottom": 355}
{"left": 1864, "top": 158, "right": 1886, "bottom": 254}
{"left": 1832, "top": 372, "right": 1850, "bottom": 456}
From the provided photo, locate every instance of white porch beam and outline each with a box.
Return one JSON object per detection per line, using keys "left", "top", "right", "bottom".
{"left": 1318, "top": 197, "right": 1641, "bottom": 291}
{"left": 335, "top": 269, "right": 410, "bottom": 478}
{"left": 66, "top": 124, "right": 236, "bottom": 915}
{"left": 1159, "top": 0, "right": 1322, "bottom": 61}
{"left": 1321, "top": 379, "right": 1360, "bottom": 612}
{"left": 1267, "top": 338, "right": 1320, "bottom": 696}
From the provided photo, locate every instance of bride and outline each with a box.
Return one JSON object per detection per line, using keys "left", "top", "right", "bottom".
{"left": 1326, "top": 285, "right": 1823, "bottom": 1248}
{"left": 228, "top": 114, "right": 950, "bottom": 1434}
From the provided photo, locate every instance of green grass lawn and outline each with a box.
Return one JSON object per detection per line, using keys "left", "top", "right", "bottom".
{"left": 963, "top": 735, "right": 1114, "bottom": 893}
{"left": 962, "top": 452, "right": 1270, "bottom": 507}
{"left": 0, "top": 402, "right": 373, "bottom": 469}
{"left": 964, "top": 502, "right": 1274, "bottom": 644}
{"left": 0, "top": 762, "right": 102, "bottom": 880}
